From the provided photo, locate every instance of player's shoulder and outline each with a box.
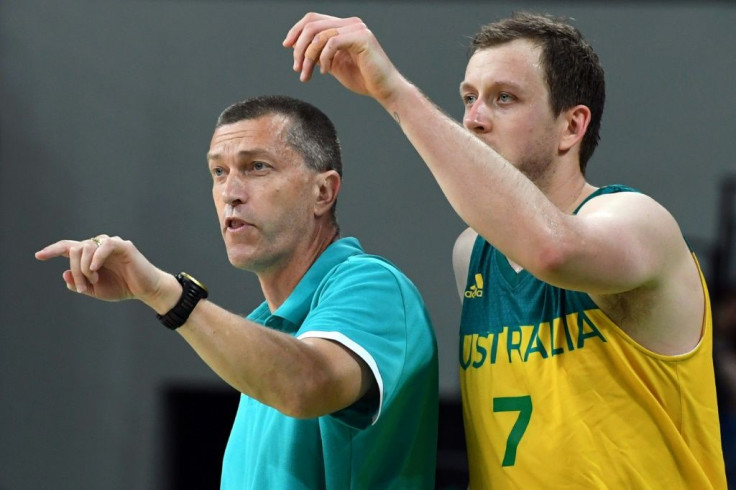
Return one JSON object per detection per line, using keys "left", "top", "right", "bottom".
{"left": 578, "top": 188, "right": 676, "bottom": 226}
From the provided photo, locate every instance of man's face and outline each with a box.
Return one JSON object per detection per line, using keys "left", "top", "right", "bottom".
{"left": 460, "top": 39, "right": 563, "bottom": 183}
{"left": 207, "top": 114, "right": 319, "bottom": 273}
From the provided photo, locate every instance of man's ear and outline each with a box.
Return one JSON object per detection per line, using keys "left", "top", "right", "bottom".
{"left": 314, "top": 170, "right": 341, "bottom": 217}
{"left": 559, "top": 104, "right": 591, "bottom": 153}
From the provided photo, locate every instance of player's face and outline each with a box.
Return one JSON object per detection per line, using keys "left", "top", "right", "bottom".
{"left": 208, "top": 114, "right": 319, "bottom": 273}
{"left": 460, "top": 39, "right": 563, "bottom": 183}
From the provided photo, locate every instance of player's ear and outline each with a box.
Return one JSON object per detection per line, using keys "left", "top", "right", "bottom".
{"left": 559, "top": 104, "right": 591, "bottom": 153}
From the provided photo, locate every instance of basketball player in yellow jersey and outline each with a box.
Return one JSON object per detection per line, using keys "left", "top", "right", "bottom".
{"left": 284, "top": 10, "right": 728, "bottom": 488}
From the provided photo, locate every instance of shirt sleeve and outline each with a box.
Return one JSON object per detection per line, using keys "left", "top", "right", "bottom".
{"left": 296, "top": 255, "right": 414, "bottom": 429}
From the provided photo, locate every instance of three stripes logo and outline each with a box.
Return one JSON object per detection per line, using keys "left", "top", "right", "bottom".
{"left": 464, "top": 273, "right": 484, "bottom": 299}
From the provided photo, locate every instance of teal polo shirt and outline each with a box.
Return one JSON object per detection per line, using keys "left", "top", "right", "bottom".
{"left": 221, "top": 237, "right": 438, "bottom": 489}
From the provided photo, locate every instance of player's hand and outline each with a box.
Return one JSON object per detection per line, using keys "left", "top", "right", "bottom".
{"left": 283, "top": 12, "right": 405, "bottom": 105}
{"left": 35, "top": 234, "right": 170, "bottom": 307}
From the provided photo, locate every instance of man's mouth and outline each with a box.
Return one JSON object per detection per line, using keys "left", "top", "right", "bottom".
{"left": 225, "top": 217, "right": 249, "bottom": 231}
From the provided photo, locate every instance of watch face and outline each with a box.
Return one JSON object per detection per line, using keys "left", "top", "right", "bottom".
{"left": 179, "top": 272, "right": 208, "bottom": 294}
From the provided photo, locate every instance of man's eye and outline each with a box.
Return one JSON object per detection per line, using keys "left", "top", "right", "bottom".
{"left": 498, "top": 93, "right": 514, "bottom": 103}
{"left": 462, "top": 94, "right": 477, "bottom": 106}
{"left": 212, "top": 168, "right": 224, "bottom": 177}
{"left": 253, "top": 161, "right": 268, "bottom": 171}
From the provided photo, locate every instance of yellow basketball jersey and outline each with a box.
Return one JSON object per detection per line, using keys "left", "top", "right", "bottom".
{"left": 459, "top": 187, "right": 726, "bottom": 489}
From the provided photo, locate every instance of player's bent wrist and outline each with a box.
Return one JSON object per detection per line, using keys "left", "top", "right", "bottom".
{"left": 375, "top": 73, "right": 414, "bottom": 113}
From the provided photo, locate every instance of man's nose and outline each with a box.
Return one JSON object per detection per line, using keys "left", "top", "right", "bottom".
{"left": 463, "top": 102, "right": 491, "bottom": 134}
{"left": 222, "top": 174, "right": 246, "bottom": 205}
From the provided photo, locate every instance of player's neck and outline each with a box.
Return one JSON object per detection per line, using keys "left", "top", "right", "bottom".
{"left": 536, "top": 162, "right": 594, "bottom": 214}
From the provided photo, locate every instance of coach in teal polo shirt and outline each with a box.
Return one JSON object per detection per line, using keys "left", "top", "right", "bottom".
{"left": 222, "top": 236, "right": 438, "bottom": 489}
{"left": 36, "top": 96, "right": 438, "bottom": 489}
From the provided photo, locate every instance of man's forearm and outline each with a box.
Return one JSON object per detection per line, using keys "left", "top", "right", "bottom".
{"left": 174, "top": 299, "right": 366, "bottom": 418}
{"left": 380, "top": 80, "right": 562, "bottom": 271}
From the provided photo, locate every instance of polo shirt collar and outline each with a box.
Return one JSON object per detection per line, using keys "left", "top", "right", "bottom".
{"left": 264, "top": 237, "right": 363, "bottom": 332}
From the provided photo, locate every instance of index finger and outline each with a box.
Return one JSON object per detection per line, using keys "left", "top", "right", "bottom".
{"left": 287, "top": 14, "right": 359, "bottom": 75}
{"left": 35, "top": 240, "right": 79, "bottom": 261}
{"left": 282, "top": 12, "right": 333, "bottom": 48}
{"left": 283, "top": 13, "right": 309, "bottom": 48}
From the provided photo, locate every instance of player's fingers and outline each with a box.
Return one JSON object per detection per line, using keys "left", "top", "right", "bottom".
{"left": 287, "top": 13, "right": 342, "bottom": 68}
{"left": 293, "top": 23, "right": 339, "bottom": 79}
{"left": 283, "top": 12, "right": 334, "bottom": 48}
{"left": 300, "top": 28, "right": 340, "bottom": 82}
{"left": 315, "top": 23, "right": 369, "bottom": 75}
{"left": 304, "top": 27, "right": 339, "bottom": 62}
{"left": 290, "top": 16, "right": 362, "bottom": 74}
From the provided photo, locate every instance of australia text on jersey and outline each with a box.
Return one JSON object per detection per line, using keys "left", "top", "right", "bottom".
{"left": 460, "top": 310, "right": 607, "bottom": 368}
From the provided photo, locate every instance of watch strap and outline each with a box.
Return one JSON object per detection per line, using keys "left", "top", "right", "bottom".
{"left": 157, "top": 272, "right": 208, "bottom": 330}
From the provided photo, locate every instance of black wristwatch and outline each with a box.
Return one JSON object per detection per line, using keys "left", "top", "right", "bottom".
{"left": 157, "top": 272, "right": 209, "bottom": 330}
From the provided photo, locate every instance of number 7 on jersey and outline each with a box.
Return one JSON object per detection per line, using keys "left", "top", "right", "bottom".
{"left": 493, "top": 395, "right": 532, "bottom": 466}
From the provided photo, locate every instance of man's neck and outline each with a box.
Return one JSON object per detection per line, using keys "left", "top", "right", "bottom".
{"left": 258, "top": 224, "right": 339, "bottom": 312}
{"left": 533, "top": 159, "right": 595, "bottom": 214}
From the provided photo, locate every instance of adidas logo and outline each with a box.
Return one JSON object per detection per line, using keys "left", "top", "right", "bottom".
{"left": 464, "top": 273, "right": 484, "bottom": 298}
